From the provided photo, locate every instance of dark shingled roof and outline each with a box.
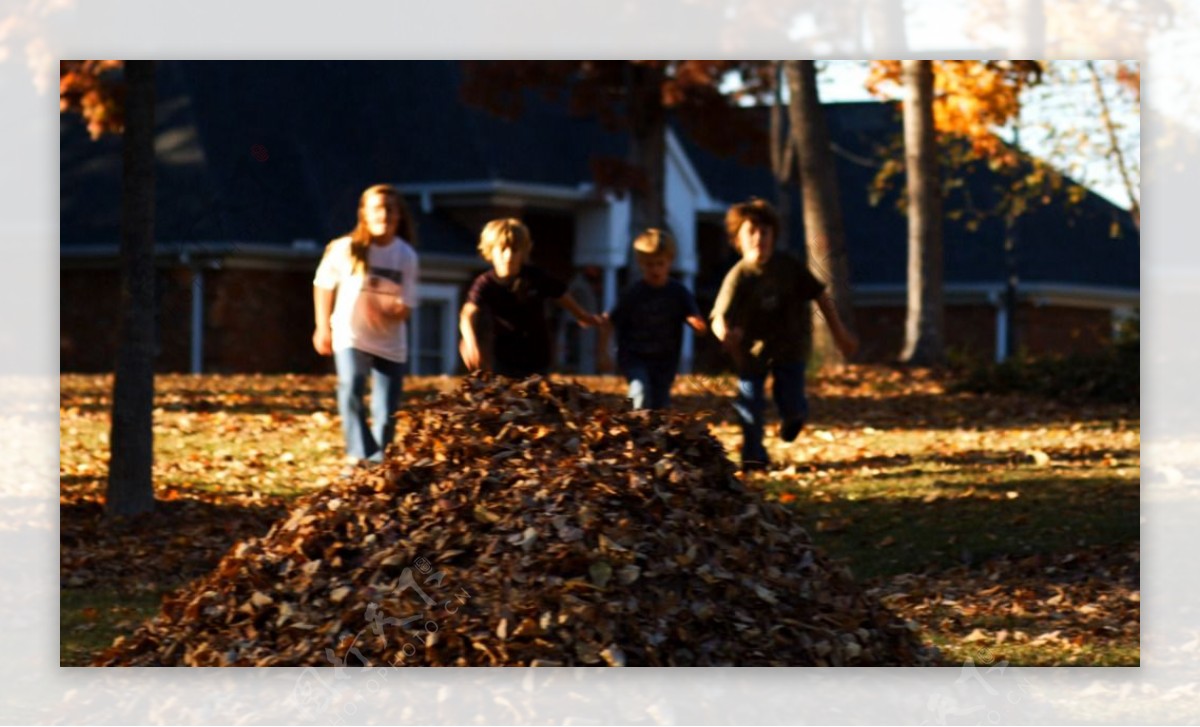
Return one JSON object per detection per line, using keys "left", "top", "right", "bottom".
{"left": 61, "top": 61, "right": 626, "bottom": 250}
{"left": 61, "top": 62, "right": 1138, "bottom": 291}
{"left": 681, "top": 101, "right": 1139, "bottom": 290}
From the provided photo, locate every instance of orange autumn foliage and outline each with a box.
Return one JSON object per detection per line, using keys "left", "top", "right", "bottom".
{"left": 60, "top": 60, "right": 126, "bottom": 139}
{"left": 866, "top": 60, "right": 1043, "bottom": 163}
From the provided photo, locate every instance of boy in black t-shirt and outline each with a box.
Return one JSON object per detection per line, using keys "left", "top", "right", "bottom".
{"left": 459, "top": 218, "right": 601, "bottom": 378}
{"left": 600, "top": 229, "right": 708, "bottom": 410}
{"left": 710, "top": 199, "right": 858, "bottom": 472}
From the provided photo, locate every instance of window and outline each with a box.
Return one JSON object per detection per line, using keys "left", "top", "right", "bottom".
{"left": 417, "top": 301, "right": 446, "bottom": 375}
{"left": 408, "top": 283, "right": 459, "bottom": 375}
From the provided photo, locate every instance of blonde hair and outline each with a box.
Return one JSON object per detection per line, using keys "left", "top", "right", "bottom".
{"left": 346, "top": 184, "right": 417, "bottom": 274}
{"left": 632, "top": 228, "right": 676, "bottom": 265}
{"left": 478, "top": 218, "right": 533, "bottom": 260}
{"left": 724, "top": 197, "right": 779, "bottom": 250}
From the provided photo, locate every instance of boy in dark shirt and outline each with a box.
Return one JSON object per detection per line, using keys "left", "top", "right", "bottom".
{"left": 459, "top": 218, "right": 601, "bottom": 378}
{"left": 710, "top": 199, "right": 858, "bottom": 472}
{"left": 600, "top": 229, "right": 707, "bottom": 410}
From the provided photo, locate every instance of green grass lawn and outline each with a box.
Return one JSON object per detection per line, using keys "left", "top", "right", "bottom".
{"left": 61, "top": 588, "right": 163, "bottom": 667}
{"left": 60, "top": 369, "right": 1139, "bottom": 666}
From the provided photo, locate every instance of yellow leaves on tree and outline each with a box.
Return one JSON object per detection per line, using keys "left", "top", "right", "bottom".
{"left": 60, "top": 60, "right": 126, "bottom": 139}
{"left": 867, "top": 60, "right": 1043, "bottom": 162}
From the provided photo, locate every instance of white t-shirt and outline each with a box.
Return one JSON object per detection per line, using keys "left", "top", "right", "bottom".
{"left": 313, "top": 235, "right": 419, "bottom": 363}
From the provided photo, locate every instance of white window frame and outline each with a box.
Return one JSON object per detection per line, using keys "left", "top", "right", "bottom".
{"left": 410, "top": 283, "right": 460, "bottom": 375}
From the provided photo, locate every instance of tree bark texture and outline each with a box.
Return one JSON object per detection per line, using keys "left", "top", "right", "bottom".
{"left": 769, "top": 61, "right": 796, "bottom": 252}
{"left": 627, "top": 62, "right": 667, "bottom": 236}
{"left": 785, "top": 60, "right": 857, "bottom": 367}
{"left": 106, "top": 60, "right": 158, "bottom": 518}
{"left": 899, "top": 60, "right": 946, "bottom": 365}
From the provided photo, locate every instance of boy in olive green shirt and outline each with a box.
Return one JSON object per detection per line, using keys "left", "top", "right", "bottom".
{"left": 710, "top": 198, "right": 858, "bottom": 472}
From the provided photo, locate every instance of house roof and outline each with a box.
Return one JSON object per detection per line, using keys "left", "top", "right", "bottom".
{"left": 61, "top": 61, "right": 1138, "bottom": 293}
{"left": 680, "top": 101, "right": 1139, "bottom": 291}
{"left": 60, "top": 60, "right": 625, "bottom": 251}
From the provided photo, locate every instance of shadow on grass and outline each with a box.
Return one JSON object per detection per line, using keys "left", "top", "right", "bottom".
{"left": 62, "top": 387, "right": 335, "bottom": 416}
{"left": 667, "top": 391, "right": 1138, "bottom": 430}
{"left": 802, "top": 448, "right": 1141, "bottom": 475}
{"left": 61, "top": 496, "right": 289, "bottom": 665}
{"left": 61, "top": 587, "right": 164, "bottom": 666}
{"left": 61, "top": 496, "right": 286, "bottom": 591}
{"left": 768, "top": 475, "right": 1139, "bottom": 582}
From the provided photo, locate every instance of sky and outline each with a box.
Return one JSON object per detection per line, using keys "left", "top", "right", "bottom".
{"left": 815, "top": 60, "right": 1140, "bottom": 211}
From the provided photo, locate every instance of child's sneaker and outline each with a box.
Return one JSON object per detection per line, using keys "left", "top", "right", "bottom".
{"left": 339, "top": 457, "right": 370, "bottom": 480}
{"left": 740, "top": 458, "right": 771, "bottom": 474}
{"left": 780, "top": 418, "right": 804, "bottom": 443}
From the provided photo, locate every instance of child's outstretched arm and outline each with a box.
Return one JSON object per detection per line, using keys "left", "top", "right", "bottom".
{"left": 459, "top": 301, "right": 488, "bottom": 372}
{"left": 686, "top": 315, "right": 708, "bottom": 336}
{"left": 815, "top": 291, "right": 860, "bottom": 360}
{"left": 556, "top": 292, "right": 604, "bottom": 327}
{"left": 312, "top": 286, "right": 334, "bottom": 356}
{"left": 711, "top": 314, "right": 746, "bottom": 371}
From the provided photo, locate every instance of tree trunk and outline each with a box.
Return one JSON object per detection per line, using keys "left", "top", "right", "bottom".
{"left": 106, "top": 60, "right": 157, "bottom": 518}
{"left": 899, "top": 60, "right": 946, "bottom": 366}
{"left": 769, "top": 61, "right": 796, "bottom": 252}
{"left": 785, "top": 60, "right": 857, "bottom": 367}
{"left": 626, "top": 62, "right": 667, "bottom": 235}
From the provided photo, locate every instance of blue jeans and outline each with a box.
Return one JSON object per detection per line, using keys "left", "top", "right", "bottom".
{"left": 334, "top": 348, "right": 406, "bottom": 462}
{"left": 734, "top": 361, "right": 809, "bottom": 464}
{"left": 621, "top": 356, "right": 678, "bottom": 410}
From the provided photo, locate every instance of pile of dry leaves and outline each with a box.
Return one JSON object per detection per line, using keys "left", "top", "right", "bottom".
{"left": 97, "top": 375, "right": 935, "bottom": 666}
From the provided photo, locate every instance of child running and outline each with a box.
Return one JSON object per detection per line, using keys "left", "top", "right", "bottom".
{"left": 710, "top": 198, "right": 858, "bottom": 472}
{"left": 459, "top": 218, "right": 602, "bottom": 377}
{"left": 600, "top": 228, "right": 707, "bottom": 410}
{"left": 312, "top": 183, "right": 419, "bottom": 469}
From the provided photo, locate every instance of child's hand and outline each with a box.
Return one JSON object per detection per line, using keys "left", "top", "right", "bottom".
{"left": 312, "top": 326, "right": 333, "bottom": 356}
{"left": 386, "top": 298, "right": 410, "bottom": 321}
{"left": 837, "top": 330, "right": 860, "bottom": 360}
{"left": 576, "top": 312, "right": 603, "bottom": 328}
{"left": 459, "top": 337, "right": 482, "bottom": 372}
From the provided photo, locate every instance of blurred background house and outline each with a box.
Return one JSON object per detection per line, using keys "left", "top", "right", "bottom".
{"left": 60, "top": 61, "right": 1138, "bottom": 375}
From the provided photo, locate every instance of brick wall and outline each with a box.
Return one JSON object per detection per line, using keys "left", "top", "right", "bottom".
{"left": 855, "top": 304, "right": 999, "bottom": 362}
{"left": 855, "top": 303, "right": 1114, "bottom": 362}
{"left": 60, "top": 269, "right": 122, "bottom": 372}
{"left": 1019, "top": 305, "right": 1113, "bottom": 356}
{"left": 206, "top": 267, "right": 330, "bottom": 373}
{"left": 62, "top": 264, "right": 1119, "bottom": 373}
{"left": 61, "top": 264, "right": 330, "bottom": 374}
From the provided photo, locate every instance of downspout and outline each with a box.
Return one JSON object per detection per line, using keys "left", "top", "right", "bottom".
{"left": 184, "top": 251, "right": 205, "bottom": 374}
{"left": 990, "top": 288, "right": 1008, "bottom": 364}
{"left": 680, "top": 272, "right": 696, "bottom": 374}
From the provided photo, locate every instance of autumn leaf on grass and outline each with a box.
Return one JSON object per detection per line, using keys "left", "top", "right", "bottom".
{"left": 962, "top": 628, "right": 990, "bottom": 643}
{"left": 816, "top": 517, "right": 852, "bottom": 533}
{"left": 1027, "top": 449, "right": 1052, "bottom": 466}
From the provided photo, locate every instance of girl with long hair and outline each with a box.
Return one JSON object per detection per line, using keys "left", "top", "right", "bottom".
{"left": 313, "top": 184, "right": 420, "bottom": 468}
